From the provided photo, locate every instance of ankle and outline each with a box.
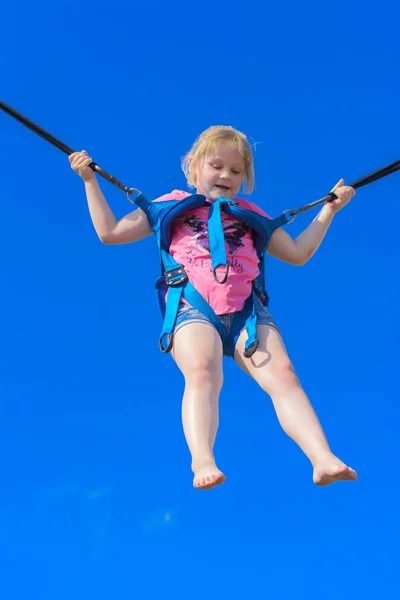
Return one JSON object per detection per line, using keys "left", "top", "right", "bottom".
{"left": 191, "top": 455, "right": 216, "bottom": 473}
{"left": 310, "top": 450, "right": 335, "bottom": 467}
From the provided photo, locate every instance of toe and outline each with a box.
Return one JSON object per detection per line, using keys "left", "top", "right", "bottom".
{"left": 335, "top": 464, "right": 348, "bottom": 474}
{"left": 193, "top": 466, "right": 226, "bottom": 490}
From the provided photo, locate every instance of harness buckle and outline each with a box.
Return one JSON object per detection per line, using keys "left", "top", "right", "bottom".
{"left": 252, "top": 281, "right": 266, "bottom": 304}
{"left": 165, "top": 266, "right": 188, "bottom": 287}
{"left": 243, "top": 339, "right": 259, "bottom": 358}
{"left": 159, "top": 333, "right": 174, "bottom": 353}
{"left": 213, "top": 263, "right": 230, "bottom": 284}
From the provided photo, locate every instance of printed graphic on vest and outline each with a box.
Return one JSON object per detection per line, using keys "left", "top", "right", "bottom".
{"left": 180, "top": 213, "right": 249, "bottom": 256}
{"left": 176, "top": 210, "right": 250, "bottom": 275}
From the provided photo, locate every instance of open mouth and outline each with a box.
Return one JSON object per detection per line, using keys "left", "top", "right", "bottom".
{"left": 215, "top": 184, "right": 230, "bottom": 190}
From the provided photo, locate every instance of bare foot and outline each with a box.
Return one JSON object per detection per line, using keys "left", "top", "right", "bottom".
{"left": 193, "top": 460, "right": 226, "bottom": 491}
{"left": 313, "top": 456, "right": 358, "bottom": 486}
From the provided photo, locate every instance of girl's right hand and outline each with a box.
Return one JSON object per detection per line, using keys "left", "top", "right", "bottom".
{"left": 69, "top": 150, "right": 96, "bottom": 182}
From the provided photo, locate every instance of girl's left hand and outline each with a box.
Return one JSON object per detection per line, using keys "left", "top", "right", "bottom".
{"left": 328, "top": 179, "right": 356, "bottom": 212}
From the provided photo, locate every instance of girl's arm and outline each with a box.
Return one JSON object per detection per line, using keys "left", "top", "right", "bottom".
{"left": 85, "top": 179, "right": 153, "bottom": 245}
{"left": 71, "top": 151, "right": 153, "bottom": 244}
{"left": 267, "top": 180, "right": 355, "bottom": 266}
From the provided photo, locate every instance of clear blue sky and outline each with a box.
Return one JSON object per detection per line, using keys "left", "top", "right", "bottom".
{"left": 1, "top": 1, "right": 399, "bottom": 599}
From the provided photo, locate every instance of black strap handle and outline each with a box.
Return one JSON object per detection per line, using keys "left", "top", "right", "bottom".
{"left": 289, "top": 160, "right": 400, "bottom": 218}
{"left": 0, "top": 100, "right": 136, "bottom": 196}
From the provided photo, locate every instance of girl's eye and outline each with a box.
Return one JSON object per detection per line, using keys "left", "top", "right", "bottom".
{"left": 232, "top": 170, "right": 241, "bottom": 175}
{"left": 212, "top": 165, "right": 221, "bottom": 170}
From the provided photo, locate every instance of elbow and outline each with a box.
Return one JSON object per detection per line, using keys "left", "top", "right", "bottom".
{"left": 293, "top": 253, "right": 309, "bottom": 267}
{"left": 98, "top": 231, "right": 114, "bottom": 244}
{"left": 294, "top": 247, "right": 315, "bottom": 266}
{"left": 295, "top": 257, "right": 307, "bottom": 267}
{"left": 98, "top": 225, "right": 124, "bottom": 244}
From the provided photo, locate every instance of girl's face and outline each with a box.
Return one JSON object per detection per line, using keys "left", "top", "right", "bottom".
{"left": 194, "top": 141, "right": 246, "bottom": 200}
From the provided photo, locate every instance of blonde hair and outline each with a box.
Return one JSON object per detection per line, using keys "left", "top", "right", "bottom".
{"left": 181, "top": 125, "right": 255, "bottom": 194}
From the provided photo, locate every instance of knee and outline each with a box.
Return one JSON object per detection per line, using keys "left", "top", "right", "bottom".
{"left": 184, "top": 359, "right": 223, "bottom": 390}
{"left": 260, "top": 360, "right": 300, "bottom": 394}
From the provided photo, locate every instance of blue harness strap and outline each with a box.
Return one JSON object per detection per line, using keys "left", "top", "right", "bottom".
{"left": 134, "top": 193, "right": 288, "bottom": 357}
{"left": 156, "top": 278, "right": 227, "bottom": 353}
{"left": 208, "top": 198, "right": 237, "bottom": 283}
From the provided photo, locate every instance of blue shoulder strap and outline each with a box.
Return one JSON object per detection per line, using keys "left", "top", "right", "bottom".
{"left": 134, "top": 193, "right": 178, "bottom": 233}
{"left": 222, "top": 203, "right": 288, "bottom": 256}
{"left": 135, "top": 193, "right": 209, "bottom": 282}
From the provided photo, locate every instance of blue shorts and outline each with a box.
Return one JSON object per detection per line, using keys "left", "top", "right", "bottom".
{"left": 173, "top": 302, "right": 280, "bottom": 357}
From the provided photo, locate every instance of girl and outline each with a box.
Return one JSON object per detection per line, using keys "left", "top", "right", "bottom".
{"left": 69, "top": 125, "right": 358, "bottom": 491}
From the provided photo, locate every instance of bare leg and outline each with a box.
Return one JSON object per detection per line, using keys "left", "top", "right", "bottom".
{"left": 172, "top": 322, "right": 226, "bottom": 490}
{"left": 235, "top": 325, "right": 357, "bottom": 486}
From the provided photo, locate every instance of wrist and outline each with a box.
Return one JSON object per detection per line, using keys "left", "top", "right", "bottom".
{"left": 84, "top": 175, "right": 98, "bottom": 186}
{"left": 320, "top": 202, "right": 337, "bottom": 220}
